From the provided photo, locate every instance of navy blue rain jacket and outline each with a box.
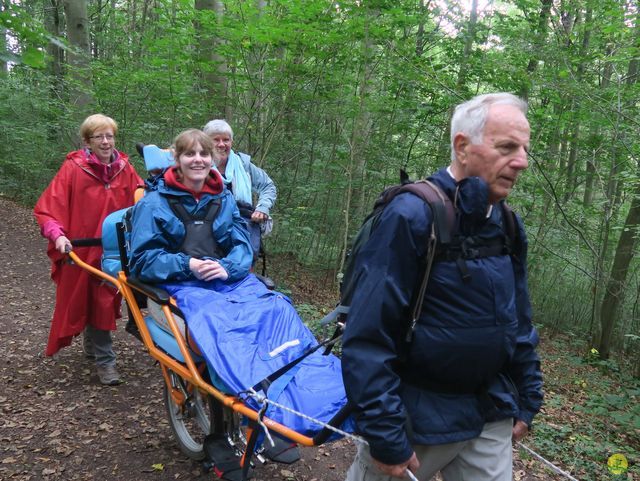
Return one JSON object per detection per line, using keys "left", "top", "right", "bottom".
{"left": 341, "top": 168, "right": 543, "bottom": 465}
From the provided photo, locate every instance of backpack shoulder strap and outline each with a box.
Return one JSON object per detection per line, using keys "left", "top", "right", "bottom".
{"left": 392, "top": 180, "right": 455, "bottom": 342}
{"left": 400, "top": 180, "right": 455, "bottom": 245}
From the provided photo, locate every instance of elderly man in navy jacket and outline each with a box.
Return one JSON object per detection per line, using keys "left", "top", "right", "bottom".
{"left": 342, "top": 92, "right": 543, "bottom": 481}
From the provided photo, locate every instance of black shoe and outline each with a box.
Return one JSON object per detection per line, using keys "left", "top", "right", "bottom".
{"left": 261, "top": 437, "right": 300, "bottom": 464}
{"left": 203, "top": 434, "right": 249, "bottom": 480}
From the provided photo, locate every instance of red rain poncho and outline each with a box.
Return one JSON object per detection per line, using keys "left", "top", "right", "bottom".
{"left": 34, "top": 149, "right": 143, "bottom": 356}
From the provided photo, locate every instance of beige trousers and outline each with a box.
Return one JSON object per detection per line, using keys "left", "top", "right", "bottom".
{"left": 345, "top": 419, "right": 514, "bottom": 481}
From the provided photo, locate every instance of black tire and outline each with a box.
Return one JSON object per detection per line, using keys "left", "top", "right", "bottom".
{"left": 164, "top": 370, "right": 218, "bottom": 460}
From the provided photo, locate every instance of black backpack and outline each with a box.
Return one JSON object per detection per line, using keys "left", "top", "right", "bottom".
{"left": 321, "top": 172, "right": 519, "bottom": 343}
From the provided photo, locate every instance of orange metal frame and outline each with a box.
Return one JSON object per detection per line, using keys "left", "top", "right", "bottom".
{"left": 68, "top": 251, "right": 320, "bottom": 447}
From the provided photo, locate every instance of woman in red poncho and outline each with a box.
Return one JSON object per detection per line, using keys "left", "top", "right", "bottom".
{"left": 34, "top": 114, "right": 143, "bottom": 385}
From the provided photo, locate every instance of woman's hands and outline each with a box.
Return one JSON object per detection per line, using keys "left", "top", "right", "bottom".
{"left": 55, "top": 235, "right": 72, "bottom": 254}
{"left": 189, "top": 258, "right": 229, "bottom": 281}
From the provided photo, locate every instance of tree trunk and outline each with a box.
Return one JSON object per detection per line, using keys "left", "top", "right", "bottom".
{"left": 194, "top": 0, "right": 228, "bottom": 119}
{"left": 0, "top": 0, "right": 10, "bottom": 74}
{"left": 45, "top": 0, "right": 64, "bottom": 86}
{"left": 597, "top": 12, "right": 639, "bottom": 358}
{"left": 338, "top": 4, "right": 377, "bottom": 274}
{"left": 415, "top": 0, "right": 432, "bottom": 57}
{"left": 563, "top": 120, "right": 580, "bottom": 203}
{"left": 598, "top": 190, "right": 640, "bottom": 358}
{"left": 520, "top": 0, "right": 552, "bottom": 100}
{"left": 63, "top": 0, "right": 94, "bottom": 113}
{"left": 214, "top": 0, "right": 229, "bottom": 120}
{"left": 584, "top": 46, "right": 613, "bottom": 206}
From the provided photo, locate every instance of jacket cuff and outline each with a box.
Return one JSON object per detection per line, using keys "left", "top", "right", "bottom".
{"left": 368, "top": 437, "right": 413, "bottom": 466}
{"left": 180, "top": 255, "right": 193, "bottom": 279}
{"left": 518, "top": 408, "right": 536, "bottom": 428}
{"left": 218, "top": 259, "right": 238, "bottom": 282}
{"left": 255, "top": 204, "right": 270, "bottom": 216}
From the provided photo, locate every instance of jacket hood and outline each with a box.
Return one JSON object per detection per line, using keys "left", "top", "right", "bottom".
{"left": 67, "top": 149, "right": 129, "bottom": 184}
{"left": 429, "top": 168, "right": 492, "bottom": 231}
{"left": 164, "top": 166, "right": 224, "bottom": 199}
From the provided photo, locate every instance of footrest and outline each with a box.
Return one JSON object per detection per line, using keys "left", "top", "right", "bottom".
{"left": 261, "top": 436, "right": 300, "bottom": 464}
{"left": 203, "top": 434, "right": 250, "bottom": 481}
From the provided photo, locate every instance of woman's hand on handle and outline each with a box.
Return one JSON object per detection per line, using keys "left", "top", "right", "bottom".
{"left": 55, "top": 235, "right": 72, "bottom": 254}
{"left": 189, "top": 258, "right": 229, "bottom": 281}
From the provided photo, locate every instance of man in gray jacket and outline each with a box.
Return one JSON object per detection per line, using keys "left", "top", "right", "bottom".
{"left": 203, "top": 119, "right": 277, "bottom": 257}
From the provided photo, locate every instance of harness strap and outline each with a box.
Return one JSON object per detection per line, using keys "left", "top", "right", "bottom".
{"left": 436, "top": 237, "right": 511, "bottom": 261}
{"left": 501, "top": 201, "right": 519, "bottom": 255}
{"left": 203, "top": 199, "right": 222, "bottom": 222}
{"left": 167, "top": 196, "right": 221, "bottom": 223}
{"left": 167, "top": 197, "right": 190, "bottom": 221}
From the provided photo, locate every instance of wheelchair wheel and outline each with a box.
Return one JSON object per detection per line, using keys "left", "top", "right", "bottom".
{"left": 164, "top": 369, "right": 219, "bottom": 460}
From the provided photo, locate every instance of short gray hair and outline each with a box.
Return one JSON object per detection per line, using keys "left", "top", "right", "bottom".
{"left": 202, "top": 119, "right": 234, "bottom": 140}
{"left": 450, "top": 93, "right": 527, "bottom": 161}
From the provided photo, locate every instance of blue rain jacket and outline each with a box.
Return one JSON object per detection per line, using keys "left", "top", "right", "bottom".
{"left": 128, "top": 179, "right": 253, "bottom": 283}
{"left": 341, "top": 168, "right": 543, "bottom": 465}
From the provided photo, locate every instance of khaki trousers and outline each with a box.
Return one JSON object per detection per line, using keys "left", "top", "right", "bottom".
{"left": 345, "top": 419, "right": 513, "bottom": 481}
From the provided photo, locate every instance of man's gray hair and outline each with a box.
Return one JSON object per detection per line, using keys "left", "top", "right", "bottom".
{"left": 202, "top": 119, "right": 234, "bottom": 140}
{"left": 450, "top": 93, "right": 527, "bottom": 161}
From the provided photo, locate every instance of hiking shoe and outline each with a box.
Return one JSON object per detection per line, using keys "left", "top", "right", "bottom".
{"left": 97, "top": 365, "right": 121, "bottom": 385}
{"left": 83, "top": 334, "right": 96, "bottom": 360}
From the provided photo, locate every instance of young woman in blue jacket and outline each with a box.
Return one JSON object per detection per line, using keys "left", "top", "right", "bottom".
{"left": 128, "top": 129, "right": 253, "bottom": 283}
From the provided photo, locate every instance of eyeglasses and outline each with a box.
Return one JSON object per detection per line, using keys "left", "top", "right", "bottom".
{"left": 89, "top": 134, "right": 115, "bottom": 141}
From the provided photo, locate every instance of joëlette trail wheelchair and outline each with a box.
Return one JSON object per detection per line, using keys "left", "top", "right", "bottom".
{"left": 66, "top": 204, "right": 353, "bottom": 480}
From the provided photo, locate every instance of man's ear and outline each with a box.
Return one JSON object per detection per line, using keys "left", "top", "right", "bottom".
{"left": 453, "top": 133, "right": 469, "bottom": 164}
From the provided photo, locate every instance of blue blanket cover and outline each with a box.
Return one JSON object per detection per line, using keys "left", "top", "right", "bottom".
{"left": 162, "top": 274, "right": 354, "bottom": 439}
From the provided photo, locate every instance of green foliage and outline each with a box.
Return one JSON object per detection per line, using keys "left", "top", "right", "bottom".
{"left": 1, "top": 0, "right": 639, "bottom": 359}
{"left": 530, "top": 336, "right": 640, "bottom": 479}
{"left": 0, "top": 4, "right": 64, "bottom": 68}
{"left": 582, "top": 348, "right": 620, "bottom": 373}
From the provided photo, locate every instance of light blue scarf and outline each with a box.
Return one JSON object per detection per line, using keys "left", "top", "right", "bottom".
{"left": 218, "top": 150, "right": 252, "bottom": 205}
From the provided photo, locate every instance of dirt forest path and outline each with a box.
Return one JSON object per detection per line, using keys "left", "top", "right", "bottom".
{"left": 0, "top": 196, "right": 555, "bottom": 481}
